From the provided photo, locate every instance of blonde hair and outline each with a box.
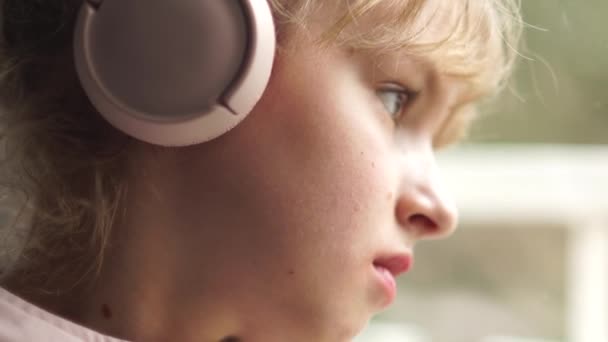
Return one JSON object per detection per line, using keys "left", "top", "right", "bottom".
{"left": 268, "top": 0, "right": 523, "bottom": 146}
{"left": 0, "top": 0, "right": 522, "bottom": 294}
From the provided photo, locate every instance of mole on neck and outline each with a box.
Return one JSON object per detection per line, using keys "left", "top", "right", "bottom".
{"left": 220, "top": 336, "right": 241, "bottom": 342}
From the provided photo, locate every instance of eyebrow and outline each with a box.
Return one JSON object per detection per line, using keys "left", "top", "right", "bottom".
{"left": 359, "top": 48, "right": 434, "bottom": 92}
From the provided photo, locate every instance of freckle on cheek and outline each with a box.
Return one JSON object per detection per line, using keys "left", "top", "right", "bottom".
{"left": 387, "top": 192, "right": 393, "bottom": 201}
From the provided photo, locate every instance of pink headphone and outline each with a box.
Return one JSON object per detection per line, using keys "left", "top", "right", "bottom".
{"left": 74, "top": 0, "right": 276, "bottom": 146}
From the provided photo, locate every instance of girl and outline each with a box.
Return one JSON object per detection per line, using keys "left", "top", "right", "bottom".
{"left": 0, "top": 0, "right": 521, "bottom": 341}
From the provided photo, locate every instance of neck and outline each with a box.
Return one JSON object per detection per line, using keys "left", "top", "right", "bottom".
{"left": 72, "top": 219, "right": 247, "bottom": 342}
{"left": 3, "top": 150, "right": 340, "bottom": 342}
{"left": 3, "top": 216, "right": 249, "bottom": 342}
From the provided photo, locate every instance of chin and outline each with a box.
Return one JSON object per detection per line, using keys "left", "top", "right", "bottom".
{"left": 329, "top": 314, "right": 372, "bottom": 342}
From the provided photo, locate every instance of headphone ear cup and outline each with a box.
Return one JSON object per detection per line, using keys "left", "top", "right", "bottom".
{"left": 74, "top": 0, "right": 276, "bottom": 146}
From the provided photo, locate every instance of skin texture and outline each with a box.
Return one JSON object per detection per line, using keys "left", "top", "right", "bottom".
{"left": 71, "top": 5, "right": 470, "bottom": 342}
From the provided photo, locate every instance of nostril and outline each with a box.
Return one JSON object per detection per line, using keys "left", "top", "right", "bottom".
{"left": 409, "top": 214, "right": 438, "bottom": 233}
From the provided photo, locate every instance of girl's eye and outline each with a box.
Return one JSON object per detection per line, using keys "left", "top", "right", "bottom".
{"left": 376, "top": 85, "right": 414, "bottom": 120}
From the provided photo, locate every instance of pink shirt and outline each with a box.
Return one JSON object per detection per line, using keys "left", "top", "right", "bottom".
{"left": 0, "top": 287, "right": 128, "bottom": 342}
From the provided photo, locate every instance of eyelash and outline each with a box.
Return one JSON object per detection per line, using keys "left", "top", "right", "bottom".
{"left": 376, "top": 83, "right": 418, "bottom": 121}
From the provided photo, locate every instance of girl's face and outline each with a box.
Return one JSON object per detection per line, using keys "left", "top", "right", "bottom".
{"left": 144, "top": 7, "right": 468, "bottom": 342}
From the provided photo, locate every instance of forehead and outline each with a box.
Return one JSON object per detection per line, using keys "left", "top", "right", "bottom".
{"left": 316, "top": 1, "right": 472, "bottom": 44}
{"left": 311, "top": 0, "right": 506, "bottom": 98}
{"left": 347, "top": 0, "right": 463, "bottom": 44}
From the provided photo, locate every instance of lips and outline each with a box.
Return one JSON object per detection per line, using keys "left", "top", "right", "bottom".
{"left": 372, "top": 253, "right": 413, "bottom": 306}
{"left": 373, "top": 254, "right": 413, "bottom": 277}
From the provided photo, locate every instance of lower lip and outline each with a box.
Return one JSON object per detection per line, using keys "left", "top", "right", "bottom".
{"left": 373, "top": 265, "right": 397, "bottom": 306}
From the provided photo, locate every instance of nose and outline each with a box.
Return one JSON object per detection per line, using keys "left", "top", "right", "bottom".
{"left": 394, "top": 157, "right": 458, "bottom": 240}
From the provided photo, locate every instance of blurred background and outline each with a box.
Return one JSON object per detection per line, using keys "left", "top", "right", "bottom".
{"left": 356, "top": 1, "right": 608, "bottom": 341}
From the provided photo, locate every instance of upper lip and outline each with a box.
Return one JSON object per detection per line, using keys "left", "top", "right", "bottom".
{"left": 373, "top": 252, "right": 413, "bottom": 277}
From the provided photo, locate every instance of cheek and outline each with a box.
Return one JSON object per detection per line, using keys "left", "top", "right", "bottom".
{"left": 253, "top": 84, "right": 395, "bottom": 251}
{"left": 200, "top": 45, "right": 397, "bottom": 261}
